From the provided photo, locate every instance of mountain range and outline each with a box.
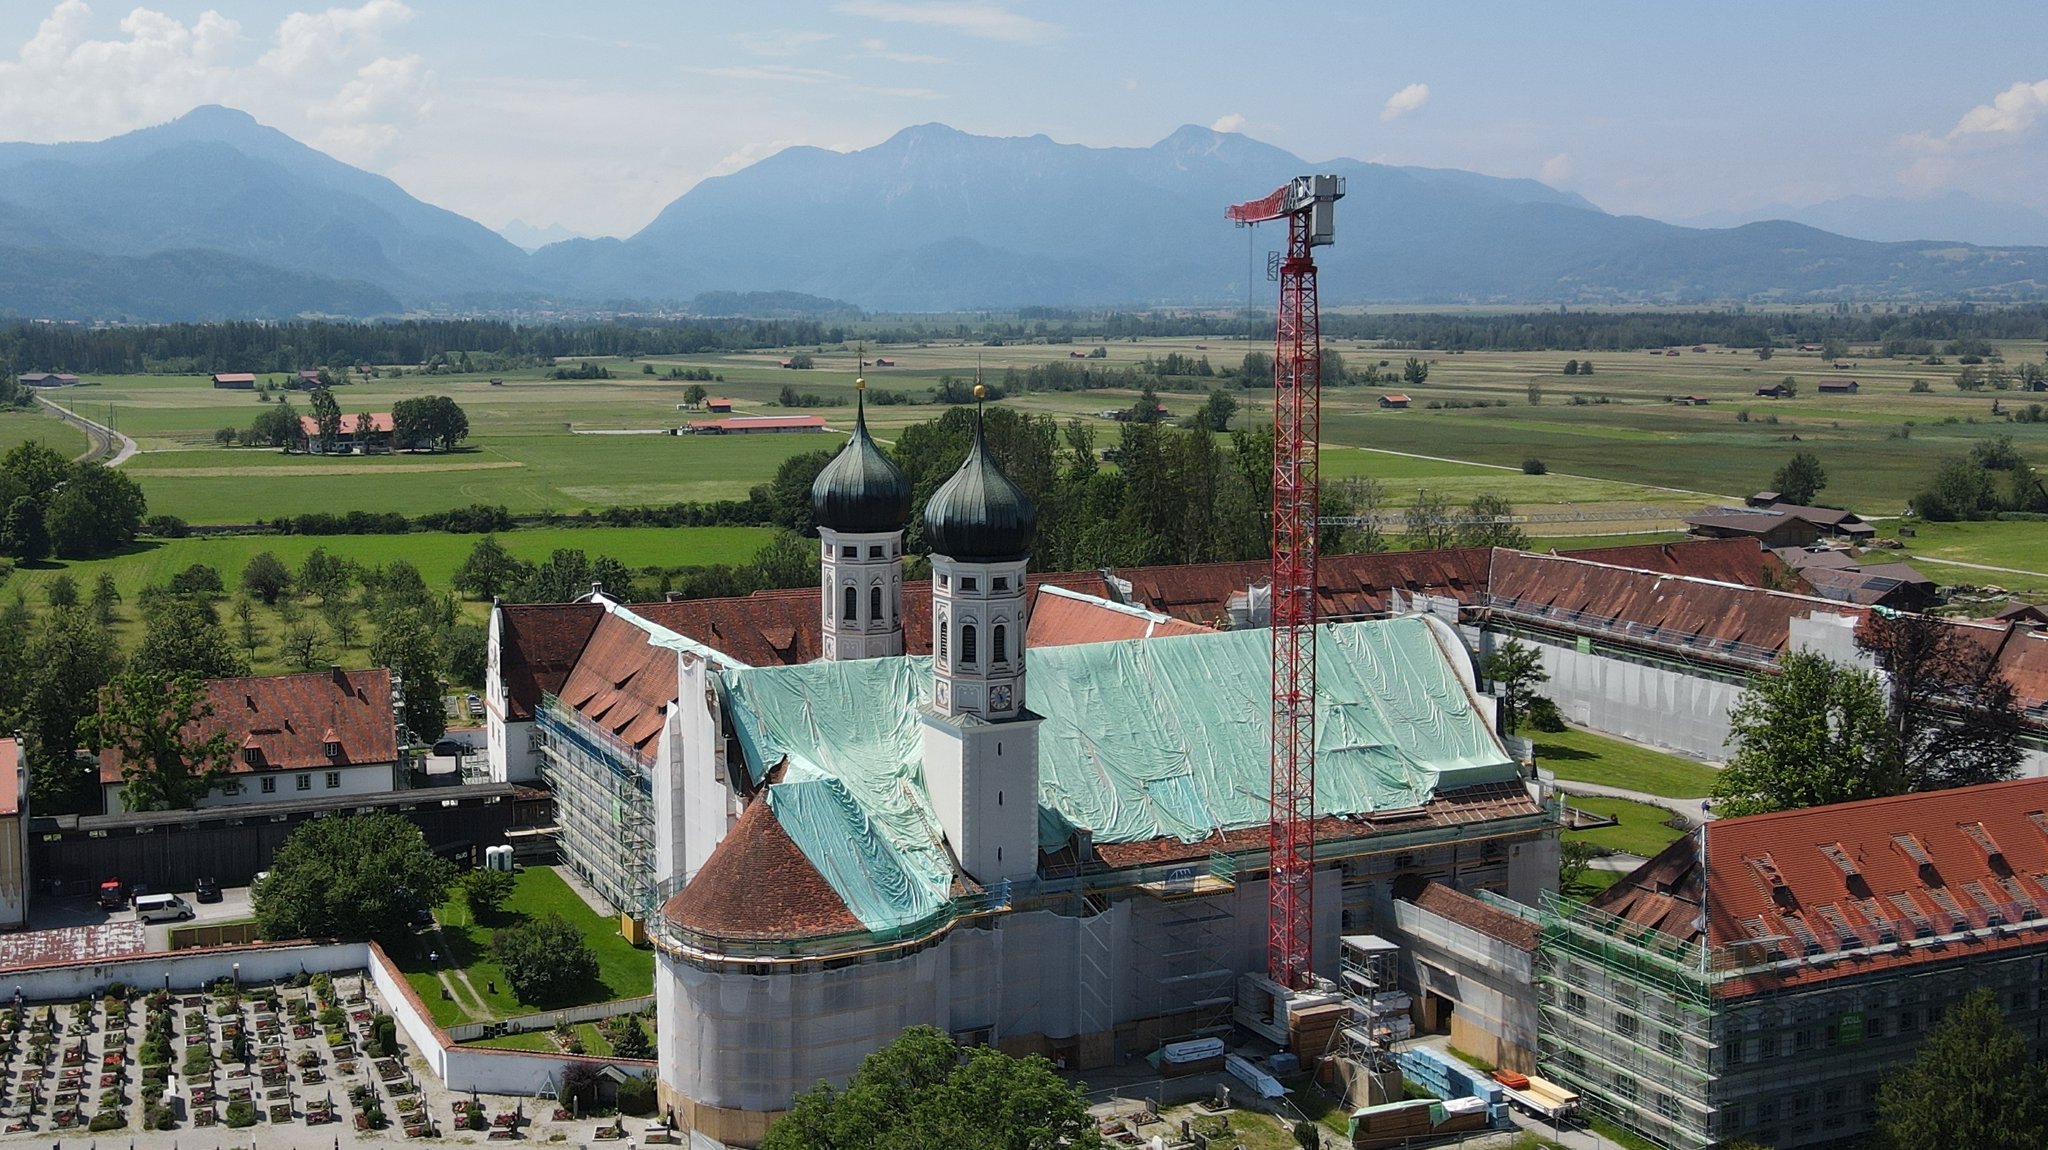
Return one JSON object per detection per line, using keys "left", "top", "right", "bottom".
{"left": 4, "top": 106, "right": 2048, "bottom": 320}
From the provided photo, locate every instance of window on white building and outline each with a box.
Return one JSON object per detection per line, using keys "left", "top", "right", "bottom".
{"left": 297, "top": 775, "right": 312, "bottom": 791}
{"left": 961, "top": 624, "right": 978, "bottom": 665}
{"left": 842, "top": 585, "right": 857, "bottom": 622}
{"left": 325, "top": 772, "right": 341, "bottom": 789}
{"left": 871, "top": 585, "right": 883, "bottom": 623}
{"left": 992, "top": 623, "right": 1008, "bottom": 663}
{"left": 261, "top": 777, "right": 277, "bottom": 794}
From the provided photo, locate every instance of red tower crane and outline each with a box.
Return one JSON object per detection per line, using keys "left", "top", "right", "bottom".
{"left": 1227, "top": 175, "right": 1344, "bottom": 991}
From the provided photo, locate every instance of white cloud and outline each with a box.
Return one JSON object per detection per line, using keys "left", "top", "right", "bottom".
{"left": 860, "top": 37, "right": 946, "bottom": 64}
{"left": 1210, "top": 113, "right": 1245, "bottom": 133}
{"left": 679, "top": 63, "right": 847, "bottom": 85}
{"left": 1539, "top": 153, "right": 1571, "bottom": 183}
{"left": 833, "top": 1, "right": 1061, "bottom": 45}
{"left": 0, "top": 1, "right": 428, "bottom": 160}
{"left": 1949, "top": 79, "right": 2048, "bottom": 139}
{"left": 1380, "top": 82, "right": 1429, "bottom": 122}
{"left": 735, "top": 30, "right": 832, "bottom": 58}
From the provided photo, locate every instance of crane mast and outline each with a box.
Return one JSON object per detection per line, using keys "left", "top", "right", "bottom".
{"left": 1227, "top": 174, "right": 1343, "bottom": 991}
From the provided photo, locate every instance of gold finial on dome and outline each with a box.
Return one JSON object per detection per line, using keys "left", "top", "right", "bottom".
{"left": 973, "top": 383, "right": 987, "bottom": 400}
{"left": 856, "top": 377, "right": 866, "bottom": 391}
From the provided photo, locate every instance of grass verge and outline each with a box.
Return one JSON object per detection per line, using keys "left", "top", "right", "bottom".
{"left": 1533, "top": 726, "right": 1719, "bottom": 798}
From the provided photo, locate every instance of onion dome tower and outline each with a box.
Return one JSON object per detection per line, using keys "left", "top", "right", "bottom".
{"left": 810, "top": 377, "right": 912, "bottom": 660}
{"left": 922, "top": 388, "right": 1037, "bottom": 717}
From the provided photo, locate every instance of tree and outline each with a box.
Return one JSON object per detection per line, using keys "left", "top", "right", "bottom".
{"left": 90, "top": 571, "right": 120, "bottom": 625}
{"left": 253, "top": 813, "right": 457, "bottom": 940}
{"left": 1562, "top": 359, "right": 1579, "bottom": 376}
{"left": 1482, "top": 637, "right": 1549, "bottom": 735}
{"left": 1456, "top": 493, "right": 1528, "bottom": 549}
{"left": 1856, "top": 612, "right": 2023, "bottom": 793}
{"left": 241, "top": 551, "right": 291, "bottom": 605}
{"left": 492, "top": 913, "right": 598, "bottom": 1003}
{"left": 1771, "top": 451, "right": 1827, "bottom": 505}
{"left": 762, "top": 447, "right": 839, "bottom": 535}
{"left": 308, "top": 386, "right": 343, "bottom": 449}
{"left": 249, "top": 401, "right": 300, "bottom": 448}
{"left": 45, "top": 573, "right": 77, "bottom": 608}
{"left": 1402, "top": 356, "right": 1429, "bottom": 386}
{"left": 1912, "top": 455, "right": 1999, "bottom": 521}
{"left": 298, "top": 547, "right": 351, "bottom": 603}
{"left": 1294, "top": 1118, "right": 1322, "bottom": 1150}
{"left": 458, "top": 868, "right": 516, "bottom": 918}
{"left": 683, "top": 383, "right": 708, "bottom": 407}
{"left": 1403, "top": 489, "right": 1456, "bottom": 551}
{"left": 279, "top": 623, "right": 329, "bottom": 672}
{"left": 133, "top": 594, "right": 249, "bottom": 681}
{"left": 322, "top": 595, "right": 360, "bottom": 651}
{"left": 1197, "top": 389, "right": 1238, "bottom": 432}
{"left": 762, "top": 1026, "right": 1103, "bottom": 1150}
{"left": 1876, "top": 988, "right": 2048, "bottom": 1150}
{"left": 1755, "top": 343, "right": 1773, "bottom": 360}
{"left": 1129, "top": 384, "right": 1164, "bottom": 424}
{"left": 1713, "top": 652, "right": 1892, "bottom": 817}
{"left": 391, "top": 395, "right": 470, "bottom": 452}
{"left": 46, "top": 466, "right": 147, "bottom": 558}
{"left": 513, "top": 549, "right": 598, "bottom": 604}
{"left": 1558, "top": 840, "right": 1599, "bottom": 891}
{"left": 1239, "top": 350, "right": 1272, "bottom": 385}
{"left": 231, "top": 594, "right": 262, "bottom": 662}
{"left": 1, "top": 496, "right": 48, "bottom": 561}
{"left": 745, "top": 530, "right": 819, "bottom": 590}
{"left": 370, "top": 607, "right": 445, "bottom": 743}
{"left": 19, "top": 606, "right": 120, "bottom": 814}
{"left": 606, "top": 1015, "right": 653, "bottom": 1062}
{"left": 443, "top": 622, "right": 488, "bottom": 689}
{"left": 1526, "top": 378, "right": 1543, "bottom": 405}
{"left": 82, "top": 672, "right": 237, "bottom": 811}
{"left": 452, "top": 535, "right": 532, "bottom": 600}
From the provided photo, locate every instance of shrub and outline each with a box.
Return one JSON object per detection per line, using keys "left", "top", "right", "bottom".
{"left": 224, "top": 1099, "right": 256, "bottom": 1128}
{"left": 460, "top": 868, "right": 517, "bottom": 918}
{"left": 492, "top": 913, "right": 599, "bottom": 1003}
{"left": 1520, "top": 457, "right": 1546, "bottom": 476}
{"left": 1910, "top": 378, "right": 1932, "bottom": 393}
{"left": 615, "top": 1073, "right": 657, "bottom": 1116}
{"left": 89, "top": 1110, "right": 125, "bottom": 1132}
{"left": 146, "top": 1103, "right": 177, "bottom": 1130}
{"left": 1525, "top": 696, "right": 1567, "bottom": 733}
{"left": 467, "top": 1106, "right": 489, "bottom": 1131}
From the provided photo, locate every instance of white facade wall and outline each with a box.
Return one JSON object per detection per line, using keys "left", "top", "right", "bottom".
{"left": 656, "top": 653, "right": 736, "bottom": 889}
{"left": 485, "top": 604, "right": 544, "bottom": 784}
{"left": 102, "top": 760, "right": 397, "bottom": 812}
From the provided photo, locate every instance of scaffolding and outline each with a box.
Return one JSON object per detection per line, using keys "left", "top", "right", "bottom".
{"left": 1141, "top": 855, "right": 1238, "bottom": 1039}
{"left": 536, "top": 691, "right": 657, "bottom": 917}
{"left": 1337, "top": 934, "right": 1401, "bottom": 1071}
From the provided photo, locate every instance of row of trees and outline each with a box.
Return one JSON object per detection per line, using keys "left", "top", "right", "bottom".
{"left": 0, "top": 441, "right": 147, "bottom": 561}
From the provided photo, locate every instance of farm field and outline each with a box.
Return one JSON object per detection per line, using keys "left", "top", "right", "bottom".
{"left": 35, "top": 335, "right": 2048, "bottom": 548}
{"left": 0, "top": 405, "right": 86, "bottom": 457}
{"left": 1890, "top": 519, "right": 2048, "bottom": 595}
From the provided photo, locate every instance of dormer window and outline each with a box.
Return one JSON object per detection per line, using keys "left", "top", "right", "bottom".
{"left": 243, "top": 746, "right": 263, "bottom": 767}
{"left": 325, "top": 740, "right": 341, "bottom": 759}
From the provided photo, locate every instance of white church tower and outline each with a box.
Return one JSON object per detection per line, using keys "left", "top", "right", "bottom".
{"left": 919, "top": 389, "right": 1042, "bottom": 884}
{"left": 810, "top": 378, "right": 912, "bottom": 661}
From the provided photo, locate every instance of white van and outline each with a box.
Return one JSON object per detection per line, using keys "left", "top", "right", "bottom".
{"left": 134, "top": 893, "right": 195, "bottom": 923}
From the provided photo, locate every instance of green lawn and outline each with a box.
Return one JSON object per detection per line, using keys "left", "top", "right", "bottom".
{"left": 1562, "top": 796, "right": 1692, "bottom": 859}
{"left": 390, "top": 866, "right": 654, "bottom": 1026}
{"left": 1893, "top": 519, "right": 2048, "bottom": 596}
{"left": 1533, "top": 726, "right": 1720, "bottom": 798}
{"left": 467, "top": 1021, "right": 616, "bottom": 1056}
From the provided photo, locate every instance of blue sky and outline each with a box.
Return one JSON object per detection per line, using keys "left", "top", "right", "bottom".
{"left": 4, "top": 1, "right": 2048, "bottom": 239}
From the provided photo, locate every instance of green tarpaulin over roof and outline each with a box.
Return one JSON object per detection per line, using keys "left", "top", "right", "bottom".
{"left": 717, "top": 616, "right": 1515, "bottom": 934}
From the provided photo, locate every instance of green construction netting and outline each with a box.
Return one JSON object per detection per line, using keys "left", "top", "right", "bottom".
{"left": 717, "top": 617, "right": 1516, "bottom": 934}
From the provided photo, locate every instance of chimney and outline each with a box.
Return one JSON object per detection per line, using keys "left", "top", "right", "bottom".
{"left": 330, "top": 664, "right": 347, "bottom": 688}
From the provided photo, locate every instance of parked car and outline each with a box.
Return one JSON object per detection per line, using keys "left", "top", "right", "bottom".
{"left": 194, "top": 876, "right": 221, "bottom": 903}
{"left": 431, "top": 738, "right": 472, "bottom": 758}
{"left": 97, "top": 878, "right": 126, "bottom": 910}
{"left": 134, "top": 893, "right": 195, "bottom": 923}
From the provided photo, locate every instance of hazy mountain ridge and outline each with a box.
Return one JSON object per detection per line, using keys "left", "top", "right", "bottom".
{"left": 4, "top": 107, "right": 2048, "bottom": 319}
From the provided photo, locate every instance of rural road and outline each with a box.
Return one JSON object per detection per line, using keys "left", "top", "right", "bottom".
{"left": 37, "top": 393, "right": 137, "bottom": 467}
{"left": 1905, "top": 554, "right": 2048, "bottom": 584}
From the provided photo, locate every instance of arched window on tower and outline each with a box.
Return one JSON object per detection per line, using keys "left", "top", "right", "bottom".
{"left": 961, "top": 623, "right": 978, "bottom": 665}
{"left": 842, "top": 584, "right": 857, "bottom": 622}
{"left": 871, "top": 585, "right": 883, "bottom": 625}
{"left": 993, "top": 623, "right": 1008, "bottom": 664}
{"left": 938, "top": 616, "right": 949, "bottom": 664}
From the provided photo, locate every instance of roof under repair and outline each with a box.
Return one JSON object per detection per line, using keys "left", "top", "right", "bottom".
{"left": 705, "top": 615, "right": 1518, "bottom": 937}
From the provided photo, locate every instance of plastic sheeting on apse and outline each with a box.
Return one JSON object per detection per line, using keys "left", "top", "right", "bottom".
{"left": 716, "top": 616, "right": 1516, "bottom": 934}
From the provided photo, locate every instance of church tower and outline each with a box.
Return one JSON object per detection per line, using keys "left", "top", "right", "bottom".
{"left": 810, "top": 378, "right": 912, "bottom": 661}
{"left": 919, "top": 390, "right": 1041, "bottom": 883}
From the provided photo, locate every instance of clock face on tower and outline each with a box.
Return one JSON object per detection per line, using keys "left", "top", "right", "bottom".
{"left": 989, "top": 683, "right": 1013, "bottom": 712}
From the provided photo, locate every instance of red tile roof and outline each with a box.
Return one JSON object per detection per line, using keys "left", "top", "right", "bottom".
{"left": 1398, "top": 878, "right": 1540, "bottom": 953}
{"left": 0, "top": 738, "right": 17, "bottom": 817}
{"left": 1554, "top": 537, "right": 1772, "bottom": 587}
{"left": 1487, "top": 550, "right": 1864, "bottom": 668}
{"left": 688, "top": 416, "right": 826, "bottom": 432}
{"left": 1110, "top": 548, "right": 1496, "bottom": 626}
{"left": 660, "top": 796, "right": 863, "bottom": 942}
{"left": 99, "top": 668, "right": 396, "bottom": 784}
{"left": 296, "top": 413, "right": 394, "bottom": 436}
{"left": 1593, "top": 777, "right": 2048, "bottom": 998}
{"left": 554, "top": 613, "right": 679, "bottom": 756}
{"left": 497, "top": 603, "right": 604, "bottom": 720}
{"left": 1026, "top": 586, "right": 1212, "bottom": 647}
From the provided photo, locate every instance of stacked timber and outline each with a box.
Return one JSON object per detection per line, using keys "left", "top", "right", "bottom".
{"left": 1289, "top": 1001, "right": 1350, "bottom": 1061}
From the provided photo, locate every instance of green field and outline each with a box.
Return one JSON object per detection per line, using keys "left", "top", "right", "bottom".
{"left": 0, "top": 525, "right": 771, "bottom": 604}
{"left": 0, "top": 405, "right": 87, "bottom": 457}
{"left": 393, "top": 866, "right": 653, "bottom": 1028}
{"left": 1534, "top": 726, "right": 1720, "bottom": 798}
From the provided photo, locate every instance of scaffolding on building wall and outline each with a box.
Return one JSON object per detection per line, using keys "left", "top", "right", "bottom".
{"left": 536, "top": 692, "right": 657, "bottom": 917}
{"left": 1139, "top": 854, "right": 1239, "bottom": 1040}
